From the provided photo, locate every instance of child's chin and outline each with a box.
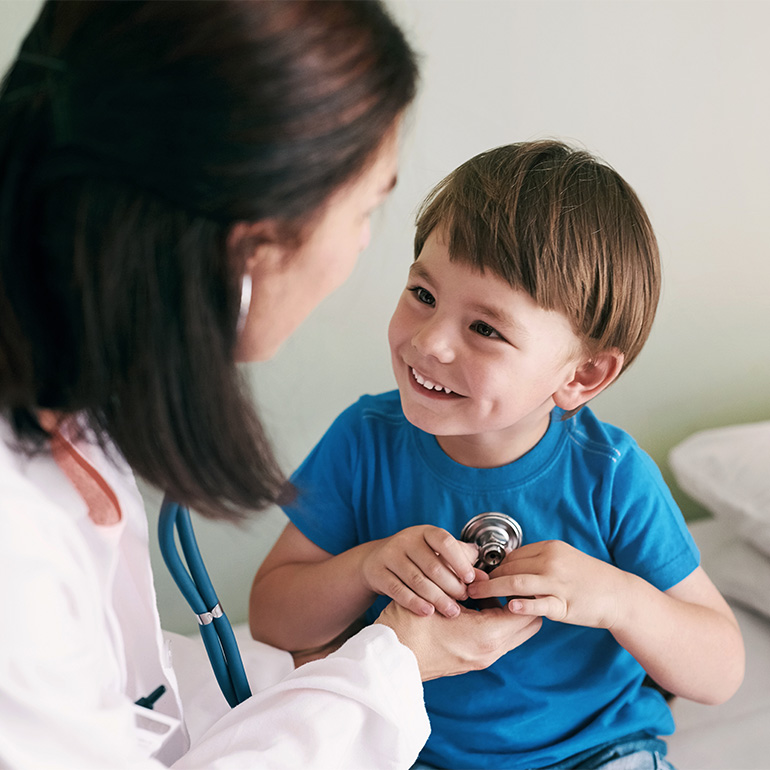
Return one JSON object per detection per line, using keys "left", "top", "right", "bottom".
{"left": 399, "top": 399, "right": 455, "bottom": 436}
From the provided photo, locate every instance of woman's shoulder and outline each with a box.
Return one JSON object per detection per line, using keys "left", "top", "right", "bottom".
{"left": 0, "top": 418, "right": 51, "bottom": 514}
{"left": 0, "top": 419, "right": 101, "bottom": 618}
{"left": 1, "top": 418, "right": 79, "bottom": 537}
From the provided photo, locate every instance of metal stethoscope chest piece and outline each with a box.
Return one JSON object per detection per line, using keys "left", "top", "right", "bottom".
{"left": 461, "top": 512, "right": 523, "bottom": 573}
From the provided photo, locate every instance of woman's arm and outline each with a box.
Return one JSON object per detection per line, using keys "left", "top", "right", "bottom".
{"left": 176, "top": 624, "right": 431, "bottom": 770}
{"left": 183, "top": 609, "right": 541, "bottom": 768}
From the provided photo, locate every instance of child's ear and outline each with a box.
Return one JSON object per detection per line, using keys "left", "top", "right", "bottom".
{"left": 553, "top": 349, "right": 625, "bottom": 412}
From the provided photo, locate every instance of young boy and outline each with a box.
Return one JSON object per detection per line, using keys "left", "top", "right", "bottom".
{"left": 249, "top": 141, "right": 744, "bottom": 770}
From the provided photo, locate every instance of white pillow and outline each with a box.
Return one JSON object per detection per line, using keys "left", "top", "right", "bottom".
{"left": 669, "top": 421, "right": 770, "bottom": 557}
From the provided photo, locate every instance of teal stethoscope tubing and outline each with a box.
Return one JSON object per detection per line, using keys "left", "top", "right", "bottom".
{"left": 158, "top": 497, "right": 251, "bottom": 707}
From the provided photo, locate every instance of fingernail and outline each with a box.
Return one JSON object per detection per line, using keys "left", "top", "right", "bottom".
{"left": 446, "top": 605, "right": 460, "bottom": 618}
{"left": 509, "top": 600, "right": 523, "bottom": 612}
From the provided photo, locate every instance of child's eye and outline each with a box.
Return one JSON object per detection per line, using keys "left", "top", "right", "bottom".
{"left": 408, "top": 286, "right": 435, "bottom": 306}
{"left": 471, "top": 321, "right": 501, "bottom": 339}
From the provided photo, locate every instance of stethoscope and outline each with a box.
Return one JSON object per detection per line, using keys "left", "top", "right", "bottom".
{"left": 460, "top": 512, "right": 523, "bottom": 572}
{"left": 156, "top": 277, "right": 255, "bottom": 706}
{"left": 158, "top": 497, "right": 252, "bottom": 707}
{"left": 159, "top": 501, "right": 523, "bottom": 708}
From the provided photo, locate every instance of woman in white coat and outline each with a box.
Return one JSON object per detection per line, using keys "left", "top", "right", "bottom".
{"left": 0, "top": 2, "right": 541, "bottom": 767}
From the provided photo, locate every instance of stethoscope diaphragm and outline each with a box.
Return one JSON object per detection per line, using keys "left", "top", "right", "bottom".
{"left": 461, "top": 512, "right": 523, "bottom": 573}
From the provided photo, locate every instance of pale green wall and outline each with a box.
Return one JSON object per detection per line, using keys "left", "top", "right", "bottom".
{"left": 3, "top": 1, "right": 768, "bottom": 633}
{"left": 0, "top": 2, "right": 38, "bottom": 69}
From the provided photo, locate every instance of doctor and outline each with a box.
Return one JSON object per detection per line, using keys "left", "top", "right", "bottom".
{"left": 0, "top": 1, "right": 541, "bottom": 768}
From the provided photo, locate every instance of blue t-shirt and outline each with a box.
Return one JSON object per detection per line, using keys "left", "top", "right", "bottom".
{"left": 283, "top": 391, "right": 699, "bottom": 770}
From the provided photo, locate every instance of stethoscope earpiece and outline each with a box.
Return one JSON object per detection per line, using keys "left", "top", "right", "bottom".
{"left": 461, "top": 512, "right": 523, "bottom": 573}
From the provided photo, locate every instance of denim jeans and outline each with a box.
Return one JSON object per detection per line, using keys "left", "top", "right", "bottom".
{"left": 410, "top": 734, "right": 675, "bottom": 770}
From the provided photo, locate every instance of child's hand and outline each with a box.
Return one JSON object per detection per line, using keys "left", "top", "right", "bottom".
{"left": 466, "top": 540, "right": 628, "bottom": 629}
{"left": 360, "top": 525, "right": 481, "bottom": 618}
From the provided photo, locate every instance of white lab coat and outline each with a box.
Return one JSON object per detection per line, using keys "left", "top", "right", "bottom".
{"left": 0, "top": 418, "right": 430, "bottom": 769}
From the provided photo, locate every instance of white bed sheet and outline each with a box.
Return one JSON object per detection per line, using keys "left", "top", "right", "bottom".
{"left": 667, "top": 517, "right": 770, "bottom": 770}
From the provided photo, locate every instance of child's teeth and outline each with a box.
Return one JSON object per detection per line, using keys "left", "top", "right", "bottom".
{"left": 412, "top": 368, "right": 452, "bottom": 394}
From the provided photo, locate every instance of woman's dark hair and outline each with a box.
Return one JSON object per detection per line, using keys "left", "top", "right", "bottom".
{"left": 0, "top": 0, "right": 418, "bottom": 519}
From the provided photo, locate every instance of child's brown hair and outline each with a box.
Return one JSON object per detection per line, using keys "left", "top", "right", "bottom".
{"left": 414, "top": 140, "right": 660, "bottom": 372}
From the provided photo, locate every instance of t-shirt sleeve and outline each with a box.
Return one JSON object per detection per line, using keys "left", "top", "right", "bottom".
{"left": 282, "top": 402, "right": 363, "bottom": 556}
{"left": 607, "top": 445, "right": 700, "bottom": 592}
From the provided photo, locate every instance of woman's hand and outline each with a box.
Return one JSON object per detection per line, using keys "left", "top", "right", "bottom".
{"left": 467, "top": 540, "right": 627, "bottom": 629}
{"left": 375, "top": 601, "right": 542, "bottom": 681}
{"left": 360, "top": 525, "right": 481, "bottom": 618}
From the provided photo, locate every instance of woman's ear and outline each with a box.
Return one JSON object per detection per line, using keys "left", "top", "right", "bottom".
{"left": 228, "top": 220, "right": 295, "bottom": 363}
{"left": 553, "top": 349, "right": 625, "bottom": 412}
{"left": 227, "top": 220, "right": 290, "bottom": 277}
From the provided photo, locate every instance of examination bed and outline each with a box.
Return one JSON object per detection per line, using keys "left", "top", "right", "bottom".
{"left": 667, "top": 421, "right": 770, "bottom": 770}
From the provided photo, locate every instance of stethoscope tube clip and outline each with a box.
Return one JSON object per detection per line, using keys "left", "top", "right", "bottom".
{"left": 158, "top": 496, "right": 252, "bottom": 708}
{"left": 196, "top": 602, "right": 224, "bottom": 626}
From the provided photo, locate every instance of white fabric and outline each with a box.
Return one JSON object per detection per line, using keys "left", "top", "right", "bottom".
{"left": 669, "top": 420, "right": 770, "bottom": 556}
{"left": 705, "top": 539, "right": 770, "bottom": 619}
{"left": 669, "top": 420, "right": 770, "bottom": 620}
{"left": 667, "top": 518, "right": 770, "bottom": 770}
{"left": 668, "top": 429, "right": 770, "bottom": 768}
{"left": 0, "top": 419, "right": 429, "bottom": 769}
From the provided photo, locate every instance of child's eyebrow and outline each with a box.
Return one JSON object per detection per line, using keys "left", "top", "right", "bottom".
{"left": 407, "top": 262, "right": 431, "bottom": 281}
{"left": 470, "top": 302, "right": 525, "bottom": 337}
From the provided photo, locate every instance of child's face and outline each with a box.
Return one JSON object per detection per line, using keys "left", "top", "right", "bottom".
{"left": 388, "top": 229, "right": 586, "bottom": 467}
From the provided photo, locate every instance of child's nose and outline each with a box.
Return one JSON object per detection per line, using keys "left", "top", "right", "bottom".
{"left": 412, "top": 317, "right": 455, "bottom": 363}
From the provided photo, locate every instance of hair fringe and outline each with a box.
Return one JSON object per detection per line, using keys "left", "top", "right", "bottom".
{"left": 414, "top": 140, "right": 660, "bottom": 373}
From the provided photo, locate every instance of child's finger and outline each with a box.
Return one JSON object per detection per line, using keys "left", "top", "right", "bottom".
{"left": 467, "top": 571, "right": 539, "bottom": 601}
{"left": 412, "top": 544, "right": 473, "bottom": 603}
{"left": 422, "top": 527, "right": 477, "bottom": 583}
{"left": 383, "top": 570, "right": 437, "bottom": 617}
{"left": 471, "top": 567, "right": 489, "bottom": 583}
{"left": 491, "top": 549, "right": 547, "bottom": 576}
{"left": 507, "top": 595, "right": 567, "bottom": 621}
{"left": 387, "top": 551, "right": 463, "bottom": 618}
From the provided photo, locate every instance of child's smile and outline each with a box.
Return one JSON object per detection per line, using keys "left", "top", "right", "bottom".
{"left": 388, "top": 229, "right": 587, "bottom": 468}
{"left": 410, "top": 365, "right": 462, "bottom": 397}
